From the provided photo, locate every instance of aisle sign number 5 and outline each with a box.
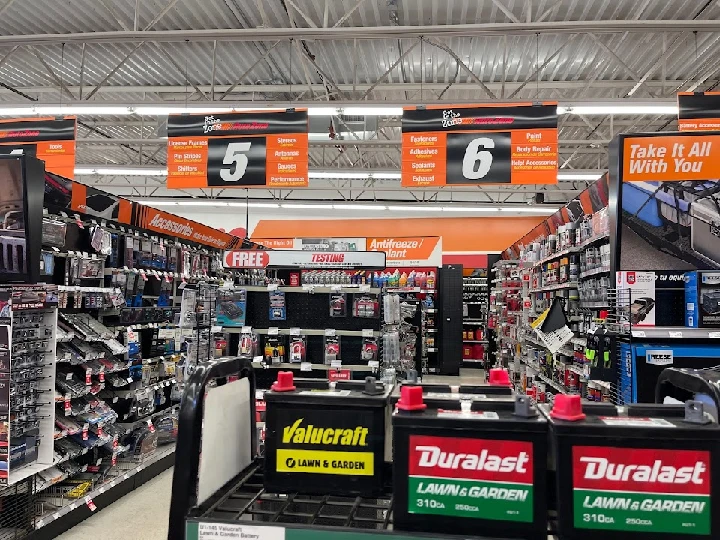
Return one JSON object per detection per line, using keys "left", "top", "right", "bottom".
{"left": 220, "top": 142, "right": 251, "bottom": 182}
{"left": 463, "top": 137, "right": 494, "bottom": 180}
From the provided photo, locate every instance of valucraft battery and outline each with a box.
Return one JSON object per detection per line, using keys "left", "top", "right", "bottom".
{"left": 264, "top": 371, "right": 390, "bottom": 496}
{"left": 393, "top": 383, "right": 548, "bottom": 540}
{"left": 543, "top": 370, "right": 720, "bottom": 540}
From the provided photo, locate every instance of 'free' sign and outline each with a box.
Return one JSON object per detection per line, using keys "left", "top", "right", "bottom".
{"left": 224, "top": 250, "right": 270, "bottom": 268}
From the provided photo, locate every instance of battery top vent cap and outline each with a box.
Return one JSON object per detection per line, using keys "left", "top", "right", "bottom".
{"left": 550, "top": 394, "right": 586, "bottom": 421}
{"left": 271, "top": 371, "right": 296, "bottom": 392}
{"left": 488, "top": 368, "right": 512, "bottom": 387}
{"left": 397, "top": 385, "right": 427, "bottom": 411}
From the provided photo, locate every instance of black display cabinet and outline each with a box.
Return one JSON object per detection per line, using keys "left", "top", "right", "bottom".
{"left": 438, "top": 263, "right": 462, "bottom": 375}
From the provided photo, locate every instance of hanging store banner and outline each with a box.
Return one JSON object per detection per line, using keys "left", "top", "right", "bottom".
{"left": 622, "top": 134, "right": 720, "bottom": 182}
{"left": 401, "top": 103, "right": 557, "bottom": 187}
{"left": 367, "top": 236, "right": 442, "bottom": 266}
{"left": 223, "top": 249, "right": 386, "bottom": 269}
{"left": 678, "top": 92, "right": 720, "bottom": 132}
{"left": 0, "top": 117, "right": 76, "bottom": 179}
{"left": 166, "top": 110, "right": 309, "bottom": 189}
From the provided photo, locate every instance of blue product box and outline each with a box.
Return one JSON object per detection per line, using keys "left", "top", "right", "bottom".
{"left": 685, "top": 271, "right": 720, "bottom": 328}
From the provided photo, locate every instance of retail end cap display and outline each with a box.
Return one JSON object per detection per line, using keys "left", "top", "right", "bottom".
{"left": 549, "top": 394, "right": 586, "bottom": 421}
{"left": 271, "top": 371, "right": 296, "bottom": 392}
{"left": 488, "top": 367, "right": 512, "bottom": 387}
{"left": 397, "top": 384, "right": 427, "bottom": 411}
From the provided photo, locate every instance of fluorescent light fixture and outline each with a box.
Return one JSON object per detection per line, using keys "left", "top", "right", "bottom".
{"left": 558, "top": 105, "right": 677, "bottom": 115}
{"left": 440, "top": 206, "right": 499, "bottom": 212}
{"left": 332, "top": 204, "right": 388, "bottom": 210}
{"left": 341, "top": 107, "right": 404, "bottom": 116}
{"left": 227, "top": 202, "right": 281, "bottom": 208}
{"left": 75, "top": 166, "right": 168, "bottom": 176}
{"left": 387, "top": 205, "right": 443, "bottom": 212}
{"left": 557, "top": 172, "right": 604, "bottom": 181}
{"left": 309, "top": 171, "right": 401, "bottom": 179}
{"left": 502, "top": 206, "right": 557, "bottom": 214}
{"left": 280, "top": 203, "right": 333, "bottom": 209}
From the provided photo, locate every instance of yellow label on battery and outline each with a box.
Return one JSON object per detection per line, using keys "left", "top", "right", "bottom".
{"left": 276, "top": 449, "right": 374, "bottom": 475}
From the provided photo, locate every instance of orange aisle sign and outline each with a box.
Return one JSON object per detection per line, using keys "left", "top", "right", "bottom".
{"left": 622, "top": 134, "right": 720, "bottom": 182}
{"left": 367, "top": 236, "right": 442, "bottom": 266}
{"left": 401, "top": 103, "right": 557, "bottom": 187}
{"left": 166, "top": 110, "right": 309, "bottom": 189}
{"left": 0, "top": 117, "right": 76, "bottom": 178}
{"left": 678, "top": 92, "right": 720, "bottom": 132}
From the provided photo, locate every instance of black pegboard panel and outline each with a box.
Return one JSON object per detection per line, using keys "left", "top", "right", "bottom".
{"left": 245, "top": 290, "right": 381, "bottom": 333}
{"left": 439, "top": 264, "right": 463, "bottom": 375}
{"left": 259, "top": 334, "right": 369, "bottom": 366}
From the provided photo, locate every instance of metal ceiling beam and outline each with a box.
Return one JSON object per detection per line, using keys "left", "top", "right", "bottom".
{"left": 2, "top": 80, "right": 699, "bottom": 95}
{"left": 1, "top": 20, "right": 720, "bottom": 46}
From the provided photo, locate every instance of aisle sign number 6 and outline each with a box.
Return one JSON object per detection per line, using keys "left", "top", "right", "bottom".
{"left": 220, "top": 142, "right": 252, "bottom": 182}
{"left": 462, "top": 137, "right": 494, "bottom": 180}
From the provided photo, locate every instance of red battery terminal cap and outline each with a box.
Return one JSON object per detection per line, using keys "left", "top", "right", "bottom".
{"left": 550, "top": 394, "right": 586, "bottom": 421}
{"left": 271, "top": 371, "right": 296, "bottom": 392}
{"left": 397, "top": 385, "right": 427, "bottom": 411}
{"left": 488, "top": 368, "right": 512, "bottom": 387}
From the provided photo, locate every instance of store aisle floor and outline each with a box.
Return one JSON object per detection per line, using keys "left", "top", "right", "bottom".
{"left": 56, "top": 467, "right": 174, "bottom": 540}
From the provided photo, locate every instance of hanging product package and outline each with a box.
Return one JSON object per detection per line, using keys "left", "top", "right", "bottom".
{"left": 289, "top": 336, "right": 307, "bottom": 364}
{"left": 269, "top": 290, "right": 286, "bottom": 321}
{"left": 264, "top": 336, "right": 285, "bottom": 364}
{"left": 329, "top": 292, "right": 347, "bottom": 317}
{"left": 361, "top": 337, "right": 379, "bottom": 364}
{"left": 238, "top": 327, "right": 259, "bottom": 357}
{"left": 217, "top": 288, "right": 247, "bottom": 327}
{"left": 324, "top": 335, "right": 341, "bottom": 365}
{"left": 353, "top": 294, "right": 380, "bottom": 318}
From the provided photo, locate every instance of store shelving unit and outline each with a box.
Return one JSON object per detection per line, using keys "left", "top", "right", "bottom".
{"left": 461, "top": 271, "right": 489, "bottom": 369}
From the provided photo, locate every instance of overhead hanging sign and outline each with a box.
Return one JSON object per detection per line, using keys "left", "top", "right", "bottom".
{"left": 367, "top": 236, "right": 442, "bottom": 266}
{"left": 401, "top": 103, "right": 558, "bottom": 187}
{"left": 622, "top": 134, "right": 720, "bottom": 182}
{"left": 0, "top": 117, "right": 76, "bottom": 179}
{"left": 166, "top": 110, "right": 309, "bottom": 189}
{"left": 223, "top": 250, "right": 386, "bottom": 269}
{"left": 678, "top": 92, "right": 720, "bottom": 132}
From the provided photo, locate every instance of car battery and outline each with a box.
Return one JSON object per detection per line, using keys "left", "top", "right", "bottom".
{"left": 393, "top": 382, "right": 548, "bottom": 540}
{"left": 544, "top": 368, "right": 720, "bottom": 540}
{"left": 264, "top": 371, "right": 390, "bottom": 496}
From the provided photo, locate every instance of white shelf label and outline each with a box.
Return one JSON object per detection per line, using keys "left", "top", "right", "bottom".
{"left": 632, "top": 330, "right": 646, "bottom": 338}
{"left": 268, "top": 327, "right": 279, "bottom": 336}
{"left": 289, "top": 327, "right": 301, "bottom": 336}
{"left": 709, "top": 332, "right": 720, "bottom": 339}
{"left": 368, "top": 360, "right": 380, "bottom": 369}
{"left": 359, "top": 284, "right": 371, "bottom": 292}
{"left": 267, "top": 283, "right": 279, "bottom": 291}
{"left": 198, "top": 524, "right": 285, "bottom": 540}
{"left": 330, "top": 284, "right": 343, "bottom": 291}
{"left": 331, "top": 359, "right": 342, "bottom": 369}
{"left": 669, "top": 331, "right": 683, "bottom": 338}
{"left": 362, "top": 329, "right": 374, "bottom": 338}
{"left": 325, "top": 328, "right": 336, "bottom": 337}
{"left": 300, "top": 362, "right": 312, "bottom": 372}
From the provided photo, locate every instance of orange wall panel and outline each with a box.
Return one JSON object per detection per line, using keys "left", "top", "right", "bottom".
{"left": 251, "top": 216, "right": 546, "bottom": 252}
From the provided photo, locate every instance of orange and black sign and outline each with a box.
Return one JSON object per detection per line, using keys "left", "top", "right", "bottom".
{"left": 0, "top": 117, "right": 76, "bottom": 179}
{"left": 132, "top": 204, "right": 242, "bottom": 249}
{"left": 166, "top": 110, "right": 308, "bottom": 189}
{"left": 401, "top": 103, "right": 557, "bottom": 187}
{"left": 678, "top": 92, "right": 720, "bottom": 132}
{"left": 622, "top": 134, "right": 720, "bottom": 182}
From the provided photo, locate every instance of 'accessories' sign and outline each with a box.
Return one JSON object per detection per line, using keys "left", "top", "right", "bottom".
{"left": 223, "top": 249, "right": 386, "bottom": 269}
{"left": 407, "top": 435, "right": 534, "bottom": 522}
{"left": 572, "top": 446, "right": 711, "bottom": 534}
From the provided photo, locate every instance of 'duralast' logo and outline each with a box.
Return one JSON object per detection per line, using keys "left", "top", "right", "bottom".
{"left": 441, "top": 109, "right": 462, "bottom": 128}
{"left": 580, "top": 457, "right": 707, "bottom": 485}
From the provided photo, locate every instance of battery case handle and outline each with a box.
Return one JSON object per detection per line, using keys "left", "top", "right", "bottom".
{"left": 655, "top": 367, "right": 720, "bottom": 422}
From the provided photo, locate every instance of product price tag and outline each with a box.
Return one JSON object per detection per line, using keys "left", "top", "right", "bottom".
{"left": 631, "top": 330, "right": 646, "bottom": 338}
{"left": 669, "top": 331, "right": 683, "bottom": 338}
{"left": 241, "top": 326, "right": 252, "bottom": 333}
{"left": 300, "top": 362, "right": 312, "bottom": 372}
{"left": 268, "top": 327, "right": 279, "bottom": 336}
{"left": 197, "top": 524, "right": 284, "bottom": 540}
{"left": 211, "top": 325, "right": 222, "bottom": 333}
{"left": 84, "top": 497, "right": 97, "bottom": 512}
{"left": 362, "top": 328, "right": 374, "bottom": 338}
{"left": 325, "top": 328, "right": 336, "bottom": 337}
{"left": 360, "top": 284, "right": 371, "bottom": 292}
{"left": 253, "top": 355, "right": 264, "bottom": 364}
{"left": 330, "top": 284, "right": 343, "bottom": 291}
{"left": 65, "top": 372, "right": 73, "bottom": 381}
{"left": 302, "top": 284, "right": 315, "bottom": 292}
{"left": 127, "top": 377, "right": 134, "bottom": 384}
{"left": 112, "top": 396, "right": 119, "bottom": 403}
{"left": 368, "top": 360, "right": 380, "bottom": 369}
{"left": 331, "top": 359, "right": 342, "bottom": 369}
{"left": 289, "top": 327, "right": 301, "bottom": 336}
{"left": 267, "top": 283, "right": 279, "bottom": 291}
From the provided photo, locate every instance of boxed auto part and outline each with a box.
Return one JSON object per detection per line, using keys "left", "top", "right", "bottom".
{"left": 685, "top": 270, "right": 720, "bottom": 327}
{"left": 617, "top": 270, "right": 685, "bottom": 327}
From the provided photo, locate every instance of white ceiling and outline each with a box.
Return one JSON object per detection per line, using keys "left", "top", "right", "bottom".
{"left": 2, "top": 0, "right": 719, "bottom": 204}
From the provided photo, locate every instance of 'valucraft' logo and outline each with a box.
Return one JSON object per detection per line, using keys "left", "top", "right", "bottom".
{"left": 282, "top": 418, "right": 369, "bottom": 446}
